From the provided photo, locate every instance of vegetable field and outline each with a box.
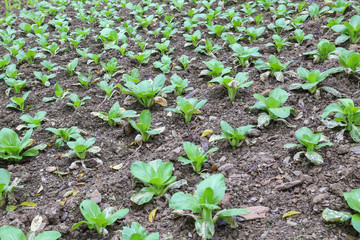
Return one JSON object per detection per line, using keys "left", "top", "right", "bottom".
{"left": 1, "top": 0, "right": 360, "bottom": 239}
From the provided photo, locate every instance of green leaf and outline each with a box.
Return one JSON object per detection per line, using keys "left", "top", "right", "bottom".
{"left": 344, "top": 188, "right": 360, "bottom": 213}
{"left": 0, "top": 226, "right": 26, "bottom": 240}
{"left": 79, "top": 200, "right": 102, "bottom": 223}
{"left": 196, "top": 174, "right": 225, "bottom": 205}
{"left": 169, "top": 192, "right": 202, "bottom": 213}
{"left": 322, "top": 208, "right": 352, "bottom": 222}
{"left": 305, "top": 151, "right": 324, "bottom": 165}
{"left": 130, "top": 187, "right": 155, "bottom": 205}
{"left": 352, "top": 214, "right": 360, "bottom": 233}
{"left": 350, "top": 125, "right": 360, "bottom": 143}
{"left": 34, "top": 231, "right": 61, "bottom": 240}
{"left": 215, "top": 208, "right": 251, "bottom": 217}
{"left": 106, "top": 208, "right": 129, "bottom": 225}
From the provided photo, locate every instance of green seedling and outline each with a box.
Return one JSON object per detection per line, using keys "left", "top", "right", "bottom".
{"left": 66, "top": 93, "right": 91, "bottom": 108}
{"left": 86, "top": 52, "right": 103, "bottom": 64}
{"left": 121, "top": 68, "right": 140, "bottom": 83}
{"left": 121, "top": 222, "right": 159, "bottom": 240}
{"left": 0, "top": 54, "right": 11, "bottom": 70}
{"left": 209, "top": 121, "right": 254, "bottom": 148}
{"left": 240, "top": 2, "right": 257, "bottom": 16}
{"left": 153, "top": 55, "right": 172, "bottom": 73}
{"left": 42, "top": 83, "right": 70, "bottom": 102}
{"left": 335, "top": 48, "right": 360, "bottom": 74}
{"left": 321, "top": 98, "right": 360, "bottom": 143}
{"left": 0, "top": 128, "right": 46, "bottom": 162}
{"left": 92, "top": 102, "right": 138, "bottom": 127}
{"left": 46, "top": 126, "right": 81, "bottom": 147}
{"left": 43, "top": 42, "right": 65, "bottom": 55}
{"left": 221, "top": 32, "right": 242, "bottom": 45}
{"left": 155, "top": 40, "right": 173, "bottom": 55}
{"left": 170, "top": 74, "right": 193, "bottom": 96}
{"left": 307, "top": 2, "right": 330, "bottom": 20}
{"left": 72, "top": 199, "right": 128, "bottom": 236}
{"left": 255, "top": 55, "right": 292, "bottom": 82}
{"left": 76, "top": 48, "right": 89, "bottom": 58}
{"left": 136, "top": 38, "right": 148, "bottom": 51}
{"left": 67, "top": 137, "right": 98, "bottom": 160}
{"left": 176, "top": 55, "right": 191, "bottom": 70}
{"left": 40, "top": 60, "right": 58, "bottom": 71}
{"left": 19, "top": 111, "right": 47, "bottom": 130}
{"left": 61, "top": 58, "right": 78, "bottom": 76}
{"left": 129, "top": 110, "right": 165, "bottom": 144}
{"left": 230, "top": 43, "right": 262, "bottom": 67}
{"left": 19, "top": 22, "right": 32, "bottom": 33}
{"left": 284, "top": 127, "right": 333, "bottom": 165}
{"left": 330, "top": 0, "right": 353, "bottom": 14}
{"left": 170, "top": 0, "right": 187, "bottom": 12}
{"left": 254, "top": 14, "right": 263, "bottom": 25}
{"left": 117, "top": 74, "right": 172, "bottom": 108}
{"left": 0, "top": 217, "right": 61, "bottom": 240}
{"left": 0, "top": 64, "right": 18, "bottom": 79}
{"left": 332, "top": 15, "right": 360, "bottom": 44}
{"left": 16, "top": 48, "right": 46, "bottom": 64}
{"left": 201, "top": 59, "right": 231, "bottom": 78}
{"left": 249, "top": 88, "right": 296, "bottom": 128}
{"left": 6, "top": 91, "right": 34, "bottom": 111}
{"left": 134, "top": 15, "right": 154, "bottom": 29}
{"left": 109, "top": 43, "right": 128, "bottom": 56}
{"left": 241, "top": 26, "right": 265, "bottom": 43}
{"left": 209, "top": 72, "right": 253, "bottom": 102}
{"left": 322, "top": 188, "right": 360, "bottom": 233}
{"left": 184, "top": 30, "right": 201, "bottom": 47}
{"left": 169, "top": 174, "right": 251, "bottom": 239}
{"left": 98, "top": 81, "right": 116, "bottom": 99}
{"left": 290, "top": 29, "right": 313, "bottom": 44}
{"left": 178, "top": 141, "right": 218, "bottom": 173}
{"left": 162, "top": 26, "right": 178, "bottom": 41}
{"left": 207, "top": 24, "right": 228, "bottom": 38}
{"left": 165, "top": 96, "right": 207, "bottom": 123}
{"left": 270, "top": 4, "right": 294, "bottom": 19}
{"left": 267, "top": 18, "right": 292, "bottom": 35}
{"left": 288, "top": 15, "right": 309, "bottom": 29}
{"left": 289, "top": 67, "right": 342, "bottom": 97}
{"left": 33, "top": 71, "right": 56, "bottom": 87}
{"left": 0, "top": 168, "right": 22, "bottom": 206}
{"left": 98, "top": 27, "right": 119, "bottom": 48}
{"left": 303, "top": 39, "right": 336, "bottom": 63}
{"left": 69, "top": 36, "right": 83, "bottom": 49}
{"left": 195, "top": 38, "right": 222, "bottom": 56}
{"left": 76, "top": 70, "right": 92, "bottom": 89}
{"left": 5, "top": 78, "right": 27, "bottom": 95}
{"left": 126, "top": 50, "right": 153, "bottom": 65}
{"left": 265, "top": 34, "right": 291, "bottom": 53}
{"left": 130, "top": 159, "right": 186, "bottom": 205}
{"left": 326, "top": 16, "right": 345, "bottom": 28}
{"left": 257, "top": 0, "right": 277, "bottom": 10}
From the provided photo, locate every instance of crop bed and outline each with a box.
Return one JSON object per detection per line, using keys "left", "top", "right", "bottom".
{"left": 1, "top": 0, "right": 360, "bottom": 239}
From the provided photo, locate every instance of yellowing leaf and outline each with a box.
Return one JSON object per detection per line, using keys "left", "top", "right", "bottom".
{"left": 110, "top": 163, "right": 123, "bottom": 171}
{"left": 130, "top": 141, "right": 136, "bottom": 146}
{"left": 37, "top": 185, "right": 43, "bottom": 195}
{"left": 77, "top": 173, "right": 84, "bottom": 181}
{"left": 282, "top": 210, "right": 301, "bottom": 219}
{"left": 59, "top": 201, "right": 65, "bottom": 206}
{"left": 207, "top": 83, "right": 215, "bottom": 87}
{"left": 30, "top": 215, "right": 43, "bottom": 232}
{"left": 201, "top": 129, "right": 213, "bottom": 137}
{"left": 149, "top": 207, "right": 158, "bottom": 223}
{"left": 63, "top": 189, "right": 79, "bottom": 198}
{"left": 19, "top": 202, "right": 37, "bottom": 207}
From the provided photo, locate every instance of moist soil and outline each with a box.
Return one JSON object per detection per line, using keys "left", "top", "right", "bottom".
{"left": 0, "top": 0, "right": 360, "bottom": 239}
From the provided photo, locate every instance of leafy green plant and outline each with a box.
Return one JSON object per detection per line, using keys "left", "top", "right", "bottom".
{"left": 307, "top": 2, "right": 330, "bottom": 20}
{"left": 16, "top": 48, "right": 46, "bottom": 64}
{"left": 19, "top": 111, "right": 47, "bottom": 130}
{"left": 266, "top": 34, "right": 291, "bottom": 53}
{"left": 289, "top": 67, "right": 342, "bottom": 97}
{"left": 290, "top": 29, "right": 313, "bottom": 44}
{"left": 117, "top": 74, "right": 172, "bottom": 108}
{"left": 98, "top": 81, "right": 116, "bottom": 99}
{"left": 332, "top": 15, "right": 360, "bottom": 44}
{"left": 0, "top": 64, "right": 18, "bottom": 80}
{"left": 5, "top": 78, "right": 27, "bottom": 95}
{"left": 67, "top": 137, "right": 98, "bottom": 159}
{"left": 335, "top": 48, "right": 360, "bottom": 74}
{"left": 61, "top": 58, "right": 78, "bottom": 76}
{"left": 249, "top": 88, "right": 296, "bottom": 128}
{"left": 6, "top": 91, "right": 34, "bottom": 111}
{"left": 66, "top": 93, "right": 91, "bottom": 108}
{"left": 33, "top": 71, "right": 56, "bottom": 87}
{"left": 0, "top": 128, "right": 46, "bottom": 162}
{"left": 169, "top": 174, "right": 251, "bottom": 239}
{"left": 129, "top": 110, "right": 165, "bottom": 144}
{"left": 326, "top": 16, "right": 345, "bottom": 28}
{"left": 86, "top": 52, "right": 103, "bottom": 64}
{"left": 153, "top": 55, "right": 172, "bottom": 73}
{"left": 130, "top": 159, "right": 186, "bottom": 205}
{"left": 267, "top": 18, "right": 292, "bottom": 35}
{"left": 155, "top": 40, "right": 173, "bottom": 55}
{"left": 178, "top": 141, "right": 218, "bottom": 173}
{"left": 92, "top": 102, "right": 138, "bottom": 127}
{"left": 170, "top": 74, "right": 193, "bottom": 96}
{"left": 195, "top": 38, "right": 222, "bottom": 56}
{"left": 42, "top": 83, "right": 70, "bottom": 102}
{"left": 0, "top": 219, "right": 61, "bottom": 240}
{"left": 40, "top": 60, "right": 58, "bottom": 71}
{"left": 209, "top": 72, "right": 253, "bottom": 102}
{"left": 322, "top": 188, "right": 360, "bottom": 233}
{"left": 283, "top": 127, "right": 333, "bottom": 165}
{"left": 303, "top": 39, "right": 336, "bottom": 63}
{"left": 241, "top": 26, "right": 265, "bottom": 43}
{"left": 165, "top": 96, "right": 207, "bottom": 123}
{"left": 255, "top": 55, "right": 292, "bottom": 82}
{"left": 330, "top": 0, "right": 353, "bottom": 14}
{"left": 72, "top": 199, "right": 128, "bottom": 235}
{"left": 176, "top": 55, "right": 191, "bottom": 70}
{"left": 121, "top": 222, "right": 159, "bottom": 240}
{"left": 126, "top": 50, "right": 153, "bottom": 65}
{"left": 121, "top": 68, "right": 140, "bottom": 83}
{"left": 230, "top": 43, "right": 262, "bottom": 68}
{"left": 209, "top": 121, "right": 254, "bottom": 148}
{"left": 0, "top": 168, "right": 22, "bottom": 206}
{"left": 288, "top": 14, "right": 309, "bottom": 29}
{"left": 98, "top": 27, "right": 119, "bottom": 48}
{"left": 0, "top": 54, "right": 11, "bottom": 70}
{"left": 321, "top": 99, "right": 360, "bottom": 142}
{"left": 184, "top": 30, "right": 201, "bottom": 47}
{"left": 201, "top": 59, "right": 231, "bottom": 78}
{"left": 46, "top": 126, "right": 81, "bottom": 147}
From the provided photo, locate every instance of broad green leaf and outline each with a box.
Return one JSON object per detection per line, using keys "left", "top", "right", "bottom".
{"left": 0, "top": 226, "right": 26, "bottom": 240}
{"left": 196, "top": 174, "right": 225, "bottom": 205}
{"left": 169, "top": 192, "right": 202, "bottom": 213}
{"left": 322, "top": 208, "right": 352, "bottom": 222}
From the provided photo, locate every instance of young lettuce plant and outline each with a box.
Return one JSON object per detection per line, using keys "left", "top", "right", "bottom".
{"left": 121, "top": 222, "right": 159, "bottom": 240}
{"left": 19, "top": 111, "right": 47, "bottom": 130}
{"left": 117, "top": 74, "right": 172, "bottom": 108}
{"left": 121, "top": 68, "right": 140, "bottom": 83}
{"left": 42, "top": 83, "right": 70, "bottom": 102}
{"left": 331, "top": 15, "right": 360, "bottom": 44}
{"left": 322, "top": 188, "right": 360, "bottom": 233}
{"left": 0, "top": 128, "right": 47, "bottom": 162}
{"left": 321, "top": 99, "right": 360, "bottom": 142}
{"left": 184, "top": 30, "right": 201, "bottom": 47}
{"left": 290, "top": 29, "right": 313, "bottom": 45}
{"left": 289, "top": 67, "right": 343, "bottom": 97}
{"left": 16, "top": 48, "right": 46, "bottom": 64}
{"left": 201, "top": 59, "right": 232, "bottom": 78}
{"left": 176, "top": 55, "right": 192, "bottom": 70}
{"left": 178, "top": 141, "right": 218, "bottom": 173}
{"left": 0, "top": 168, "right": 22, "bottom": 207}
{"left": 249, "top": 88, "right": 296, "bottom": 128}
{"left": 130, "top": 159, "right": 186, "bottom": 205}
{"left": 303, "top": 39, "right": 336, "bottom": 63}
{"left": 169, "top": 174, "right": 251, "bottom": 239}
{"left": 0, "top": 216, "right": 61, "bottom": 240}
{"left": 98, "top": 81, "right": 116, "bottom": 99}
{"left": 241, "top": 26, "right": 265, "bottom": 43}
{"left": 209, "top": 121, "right": 254, "bottom": 148}
{"left": 100, "top": 57, "right": 122, "bottom": 80}
{"left": 46, "top": 126, "right": 82, "bottom": 147}
{"left": 195, "top": 38, "right": 222, "bottom": 57}
{"left": 6, "top": 91, "right": 34, "bottom": 112}
{"left": 129, "top": 110, "right": 165, "bottom": 144}
{"left": 5, "top": 78, "right": 27, "bottom": 95}
{"left": 165, "top": 96, "right": 207, "bottom": 123}
{"left": 92, "top": 102, "right": 138, "bottom": 127}
{"left": 283, "top": 127, "right": 333, "bottom": 165}
{"left": 335, "top": 48, "right": 360, "bottom": 74}
{"left": 66, "top": 93, "right": 91, "bottom": 108}
{"left": 307, "top": 2, "right": 330, "bottom": 20}
{"left": 72, "top": 199, "right": 128, "bottom": 236}
{"left": 126, "top": 49, "right": 154, "bottom": 65}
{"left": 209, "top": 72, "right": 253, "bottom": 102}
{"left": 67, "top": 137, "right": 99, "bottom": 160}
{"left": 230, "top": 43, "right": 262, "bottom": 67}
{"left": 76, "top": 70, "right": 92, "bottom": 89}
{"left": 170, "top": 74, "right": 193, "bottom": 96}
{"left": 153, "top": 55, "right": 172, "bottom": 74}
{"left": 33, "top": 71, "right": 56, "bottom": 87}
{"left": 255, "top": 55, "right": 292, "bottom": 82}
